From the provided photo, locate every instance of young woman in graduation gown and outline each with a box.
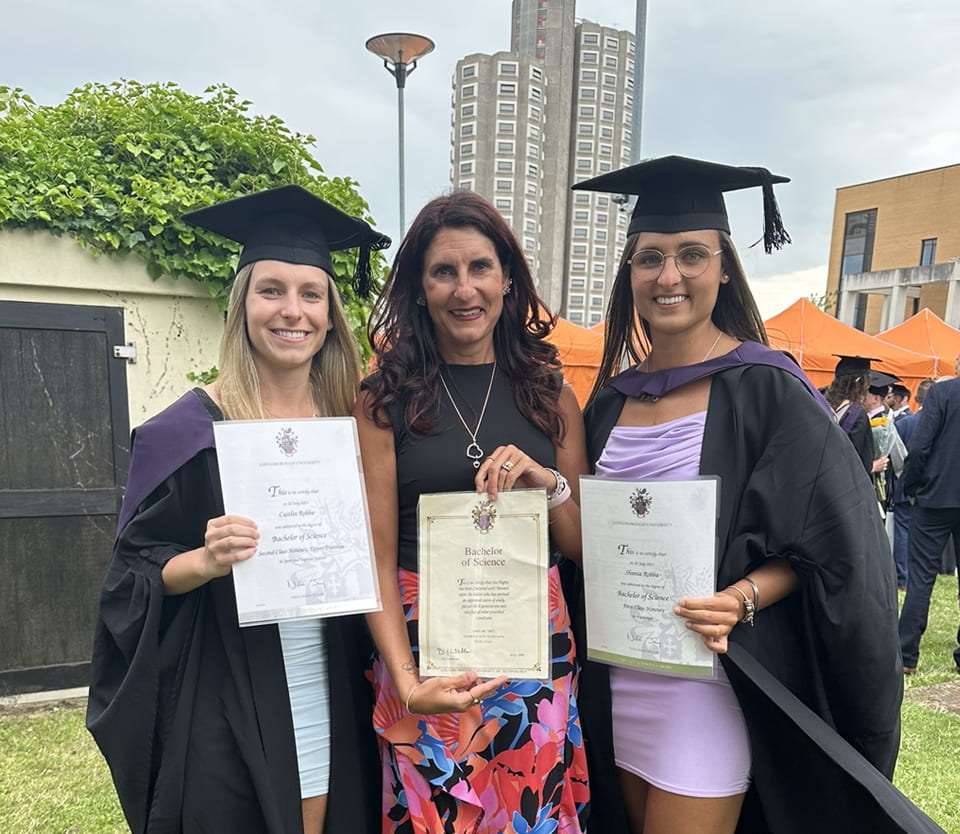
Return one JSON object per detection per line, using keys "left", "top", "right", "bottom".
{"left": 86, "top": 186, "right": 388, "bottom": 834}
{"left": 355, "top": 192, "right": 590, "bottom": 833}
{"left": 571, "top": 158, "right": 938, "bottom": 834}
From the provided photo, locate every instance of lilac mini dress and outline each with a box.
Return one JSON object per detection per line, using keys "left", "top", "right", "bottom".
{"left": 595, "top": 412, "right": 751, "bottom": 797}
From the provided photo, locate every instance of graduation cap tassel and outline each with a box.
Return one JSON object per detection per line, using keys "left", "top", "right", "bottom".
{"left": 354, "top": 244, "right": 373, "bottom": 299}
{"left": 752, "top": 167, "right": 791, "bottom": 253}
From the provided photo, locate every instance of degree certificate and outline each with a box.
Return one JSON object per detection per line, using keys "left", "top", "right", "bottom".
{"left": 418, "top": 489, "right": 549, "bottom": 680}
{"left": 580, "top": 476, "right": 719, "bottom": 677}
{"left": 213, "top": 417, "right": 380, "bottom": 626}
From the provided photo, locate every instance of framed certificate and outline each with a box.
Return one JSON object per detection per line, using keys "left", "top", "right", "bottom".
{"left": 580, "top": 476, "right": 719, "bottom": 677}
{"left": 213, "top": 417, "right": 381, "bottom": 626}
{"left": 418, "top": 489, "right": 549, "bottom": 680}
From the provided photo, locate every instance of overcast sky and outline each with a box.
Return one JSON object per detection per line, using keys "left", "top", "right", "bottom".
{"left": 4, "top": 0, "right": 959, "bottom": 318}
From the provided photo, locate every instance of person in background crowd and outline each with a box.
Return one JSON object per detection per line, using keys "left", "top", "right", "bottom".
{"left": 888, "top": 383, "right": 913, "bottom": 420}
{"left": 822, "top": 355, "right": 874, "bottom": 476}
{"left": 900, "top": 373, "right": 960, "bottom": 676}
{"left": 891, "top": 380, "right": 935, "bottom": 590}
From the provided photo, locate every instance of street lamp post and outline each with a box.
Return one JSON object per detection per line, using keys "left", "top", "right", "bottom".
{"left": 365, "top": 32, "right": 435, "bottom": 236}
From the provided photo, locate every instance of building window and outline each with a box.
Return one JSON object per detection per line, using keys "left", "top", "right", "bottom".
{"left": 853, "top": 293, "right": 869, "bottom": 330}
{"left": 525, "top": 200, "right": 537, "bottom": 214}
{"left": 603, "top": 73, "right": 617, "bottom": 87}
{"left": 580, "top": 106, "right": 596, "bottom": 118}
{"left": 529, "top": 105, "right": 541, "bottom": 119}
{"left": 577, "top": 158, "right": 592, "bottom": 170}
{"left": 499, "top": 101, "right": 516, "bottom": 114}
{"left": 496, "top": 179, "right": 512, "bottom": 191}
{"left": 460, "top": 142, "right": 474, "bottom": 155}
{"left": 573, "top": 245, "right": 588, "bottom": 255}
{"left": 595, "top": 229, "right": 607, "bottom": 241}
{"left": 570, "top": 294, "right": 585, "bottom": 305}
{"left": 840, "top": 209, "right": 877, "bottom": 275}
{"left": 602, "top": 91, "right": 616, "bottom": 104}
{"left": 497, "top": 160, "right": 514, "bottom": 172}
{"left": 580, "top": 87, "right": 596, "bottom": 100}
{"left": 583, "top": 33, "right": 599, "bottom": 45}
{"left": 592, "top": 279, "right": 605, "bottom": 290}
{"left": 599, "top": 161, "right": 611, "bottom": 172}
{"left": 461, "top": 104, "right": 475, "bottom": 117}
{"left": 459, "top": 180, "right": 473, "bottom": 191}
{"left": 526, "top": 182, "right": 537, "bottom": 195}
{"left": 573, "top": 228, "right": 588, "bottom": 239}
{"left": 581, "top": 69, "right": 598, "bottom": 82}
{"left": 574, "top": 210, "right": 590, "bottom": 221}
{"left": 462, "top": 84, "right": 476, "bottom": 98}
{"left": 604, "top": 54, "right": 618, "bottom": 68}
{"left": 597, "top": 196, "right": 608, "bottom": 206}
{"left": 577, "top": 140, "right": 594, "bottom": 152}
{"left": 497, "top": 140, "right": 514, "bottom": 153}
{"left": 495, "top": 198, "right": 512, "bottom": 210}
{"left": 530, "top": 86, "right": 542, "bottom": 100}
{"left": 590, "top": 312, "right": 602, "bottom": 324}
{"left": 575, "top": 193, "right": 590, "bottom": 204}
{"left": 593, "top": 264, "right": 605, "bottom": 274}
{"left": 605, "top": 36, "right": 620, "bottom": 50}
{"left": 527, "top": 143, "right": 540, "bottom": 158}
{"left": 499, "top": 82, "right": 517, "bottom": 95}
{"left": 498, "top": 121, "right": 516, "bottom": 134}
{"left": 530, "top": 67, "right": 542, "bottom": 81}
{"left": 462, "top": 64, "right": 476, "bottom": 78}
{"left": 582, "top": 51, "right": 599, "bottom": 64}
{"left": 525, "top": 219, "right": 537, "bottom": 232}
{"left": 499, "top": 61, "right": 517, "bottom": 75}
{"left": 594, "top": 246, "right": 606, "bottom": 257}
{"left": 570, "top": 311, "right": 585, "bottom": 324}
{"left": 591, "top": 296, "right": 604, "bottom": 308}
{"left": 461, "top": 122, "right": 475, "bottom": 136}
{"left": 459, "top": 161, "right": 473, "bottom": 175}
{"left": 570, "top": 278, "right": 586, "bottom": 289}
{"left": 527, "top": 125, "right": 540, "bottom": 139}
{"left": 578, "top": 122, "right": 595, "bottom": 135}
{"left": 601, "top": 108, "right": 614, "bottom": 121}
{"left": 601, "top": 126, "right": 614, "bottom": 138}
{"left": 527, "top": 163, "right": 539, "bottom": 176}
{"left": 920, "top": 238, "right": 937, "bottom": 266}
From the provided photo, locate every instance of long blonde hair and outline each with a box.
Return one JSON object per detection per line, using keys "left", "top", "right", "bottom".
{"left": 215, "top": 263, "right": 362, "bottom": 420}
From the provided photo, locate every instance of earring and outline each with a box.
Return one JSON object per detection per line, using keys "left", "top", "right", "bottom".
{"left": 502, "top": 281, "right": 512, "bottom": 296}
{"left": 416, "top": 297, "right": 426, "bottom": 306}
{"left": 721, "top": 274, "right": 730, "bottom": 284}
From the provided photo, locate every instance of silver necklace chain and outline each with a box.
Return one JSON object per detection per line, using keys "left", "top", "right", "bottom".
{"left": 438, "top": 363, "right": 497, "bottom": 469}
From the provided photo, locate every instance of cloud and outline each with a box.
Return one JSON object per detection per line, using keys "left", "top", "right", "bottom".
{"left": 748, "top": 265, "right": 828, "bottom": 321}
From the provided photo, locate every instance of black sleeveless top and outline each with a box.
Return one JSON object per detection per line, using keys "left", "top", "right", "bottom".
{"left": 379, "top": 363, "right": 557, "bottom": 573}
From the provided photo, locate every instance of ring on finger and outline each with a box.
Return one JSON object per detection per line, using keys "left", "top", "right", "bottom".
{"left": 501, "top": 461, "right": 514, "bottom": 472}
{"left": 472, "top": 697, "right": 482, "bottom": 705}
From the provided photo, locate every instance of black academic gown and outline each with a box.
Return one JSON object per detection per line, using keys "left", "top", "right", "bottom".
{"left": 86, "top": 391, "right": 380, "bottom": 834}
{"left": 579, "top": 363, "right": 944, "bottom": 834}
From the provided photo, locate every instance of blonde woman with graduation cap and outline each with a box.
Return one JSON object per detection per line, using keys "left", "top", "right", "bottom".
{"left": 87, "top": 186, "right": 388, "bottom": 834}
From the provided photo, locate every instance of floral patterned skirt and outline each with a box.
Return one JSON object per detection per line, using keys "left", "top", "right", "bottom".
{"left": 371, "top": 565, "right": 590, "bottom": 834}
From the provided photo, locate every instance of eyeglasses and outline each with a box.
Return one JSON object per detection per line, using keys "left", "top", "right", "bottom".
{"left": 628, "top": 245, "right": 724, "bottom": 280}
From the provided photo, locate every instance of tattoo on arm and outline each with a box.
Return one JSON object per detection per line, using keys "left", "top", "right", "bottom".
{"left": 402, "top": 660, "right": 418, "bottom": 675}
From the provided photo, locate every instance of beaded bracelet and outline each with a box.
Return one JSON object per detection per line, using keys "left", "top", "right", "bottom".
{"left": 728, "top": 584, "right": 755, "bottom": 626}
{"left": 544, "top": 468, "right": 572, "bottom": 510}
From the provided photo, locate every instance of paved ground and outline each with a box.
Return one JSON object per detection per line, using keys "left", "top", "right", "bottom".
{"left": 906, "top": 677, "right": 960, "bottom": 717}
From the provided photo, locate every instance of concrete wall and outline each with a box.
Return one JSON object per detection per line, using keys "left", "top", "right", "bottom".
{"left": 0, "top": 228, "right": 223, "bottom": 426}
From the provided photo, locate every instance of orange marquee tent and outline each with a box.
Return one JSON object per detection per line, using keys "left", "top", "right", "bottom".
{"left": 546, "top": 316, "right": 604, "bottom": 406}
{"left": 764, "top": 298, "right": 938, "bottom": 395}
{"left": 877, "top": 309, "right": 960, "bottom": 378}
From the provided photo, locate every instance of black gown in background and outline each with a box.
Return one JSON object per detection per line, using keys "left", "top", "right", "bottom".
{"left": 87, "top": 390, "right": 380, "bottom": 834}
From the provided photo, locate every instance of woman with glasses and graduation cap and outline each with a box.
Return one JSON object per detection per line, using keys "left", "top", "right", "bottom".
{"left": 87, "top": 185, "right": 389, "bottom": 834}
{"left": 574, "top": 158, "right": 931, "bottom": 834}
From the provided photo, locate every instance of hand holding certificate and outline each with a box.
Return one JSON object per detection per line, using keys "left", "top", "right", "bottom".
{"left": 214, "top": 417, "right": 381, "bottom": 625}
{"left": 580, "top": 476, "right": 719, "bottom": 677}
{"left": 418, "top": 489, "right": 549, "bottom": 680}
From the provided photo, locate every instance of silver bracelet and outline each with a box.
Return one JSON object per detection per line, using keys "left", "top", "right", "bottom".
{"left": 544, "top": 468, "right": 572, "bottom": 510}
{"left": 743, "top": 576, "right": 760, "bottom": 612}
{"left": 728, "top": 584, "right": 755, "bottom": 626}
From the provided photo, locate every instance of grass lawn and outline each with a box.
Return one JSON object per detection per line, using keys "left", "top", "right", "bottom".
{"left": 2, "top": 576, "right": 958, "bottom": 833}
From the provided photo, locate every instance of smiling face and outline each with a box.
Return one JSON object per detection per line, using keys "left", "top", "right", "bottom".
{"left": 420, "top": 226, "right": 510, "bottom": 363}
{"left": 244, "top": 259, "right": 333, "bottom": 377}
{"left": 630, "top": 229, "right": 726, "bottom": 342}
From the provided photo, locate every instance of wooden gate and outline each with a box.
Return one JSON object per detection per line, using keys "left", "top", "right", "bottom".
{"left": 0, "top": 301, "right": 130, "bottom": 694}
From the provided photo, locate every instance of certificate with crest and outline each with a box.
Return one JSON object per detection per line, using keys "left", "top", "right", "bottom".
{"left": 213, "top": 418, "right": 381, "bottom": 626}
{"left": 580, "top": 476, "right": 719, "bottom": 677}
{"left": 418, "top": 489, "right": 549, "bottom": 680}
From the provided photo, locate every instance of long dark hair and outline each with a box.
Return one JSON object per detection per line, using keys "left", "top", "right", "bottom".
{"left": 364, "top": 191, "right": 564, "bottom": 443}
{"left": 587, "top": 230, "right": 768, "bottom": 406}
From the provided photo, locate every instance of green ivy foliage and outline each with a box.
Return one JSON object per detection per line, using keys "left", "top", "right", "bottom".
{"left": 0, "top": 80, "right": 388, "bottom": 352}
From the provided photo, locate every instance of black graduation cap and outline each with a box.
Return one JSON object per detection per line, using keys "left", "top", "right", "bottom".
{"left": 183, "top": 185, "right": 391, "bottom": 298}
{"left": 572, "top": 155, "right": 791, "bottom": 253}
{"left": 890, "top": 383, "right": 910, "bottom": 398}
{"left": 833, "top": 354, "right": 877, "bottom": 379}
{"left": 869, "top": 370, "right": 900, "bottom": 393}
